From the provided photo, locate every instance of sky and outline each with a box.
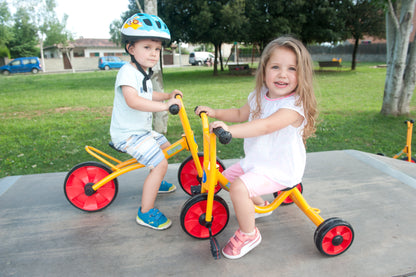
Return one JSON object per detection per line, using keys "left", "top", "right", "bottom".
{"left": 54, "top": 0, "right": 131, "bottom": 39}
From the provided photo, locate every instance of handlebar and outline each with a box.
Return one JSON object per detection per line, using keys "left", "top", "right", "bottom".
{"left": 169, "top": 94, "right": 183, "bottom": 115}
{"left": 213, "top": 127, "right": 232, "bottom": 144}
{"left": 169, "top": 104, "right": 180, "bottom": 115}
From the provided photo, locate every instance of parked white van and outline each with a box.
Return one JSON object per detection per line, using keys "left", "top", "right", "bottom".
{"left": 189, "top": 51, "right": 214, "bottom": 66}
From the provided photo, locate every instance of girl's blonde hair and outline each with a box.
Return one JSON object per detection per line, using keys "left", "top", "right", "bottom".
{"left": 253, "top": 36, "right": 317, "bottom": 143}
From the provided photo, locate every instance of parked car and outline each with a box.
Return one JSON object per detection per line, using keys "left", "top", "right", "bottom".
{"left": 0, "top": 57, "right": 42, "bottom": 75}
{"left": 98, "top": 56, "right": 127, "bottom": 70}
{"left": 189, "top": 52, "right": 215, "bottom": 66}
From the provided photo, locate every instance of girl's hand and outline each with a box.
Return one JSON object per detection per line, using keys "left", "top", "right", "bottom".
{"left": 209, "top": 121, "right": 229, "bottom": 133}
{"left": 195, "top": 106, "right": 216, "bottom": 117}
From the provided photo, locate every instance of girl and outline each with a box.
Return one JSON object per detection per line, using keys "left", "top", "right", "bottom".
{"left": 195, "top": 36, "right": 317, "bottom": 259}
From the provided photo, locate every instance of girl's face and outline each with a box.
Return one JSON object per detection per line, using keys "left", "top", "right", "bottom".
{"left": 128, "top": 39, "right": 162, "bottom": 70}
{"left": 264, "top": 47, "right": 298, "bottom": 98}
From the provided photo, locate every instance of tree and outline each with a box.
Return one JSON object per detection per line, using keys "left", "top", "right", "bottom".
{"left": 242, "top": 1, "right": 291, "bottom": 50}
{"left": 144, "top": 0, "right": 169, "bottom": 134}
{"left": 0, "top": 1, "right": 13, "bottom": 60}
{"left": 295, "top": 0, "right": 344, "bottom": 44}
{"left": 338, "top": 0, "right": 385, "bottom": 70}
{"left": 159, "top": 0, "right": 246, "bottom": 75}
{"left": 8, "top": 8, "right": 39, "bottom": 58}
{"left": 381, "top": 0, "right": 416, "bottom": 116}
{"left": 7, "top": 0, "right": 72, "bottom": 69}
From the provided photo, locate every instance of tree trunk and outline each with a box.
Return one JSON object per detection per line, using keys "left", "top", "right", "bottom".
{"left": 144, "top": 0, "right": 168, "bottom": 134}
{"left": 381, "top": 0, "right": 416, "bottom": 116}
{"left": 351, "top": 38, "right": 359, "bottom": 70}
{"left": 219, "top": 43, "right": 224, "bottom": 71}
{"left": 213, "top": 43, "right": 219, "bottom": 76}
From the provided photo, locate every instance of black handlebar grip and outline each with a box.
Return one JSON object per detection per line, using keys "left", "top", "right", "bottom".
{"left": 213, "top": 127, "right": 232, "bottom": 144}
{"left": 194, "top": 106, "right": 207, "bottom": 117}
{"left": 169, "top": 104, "right": 180, "bottom": 115}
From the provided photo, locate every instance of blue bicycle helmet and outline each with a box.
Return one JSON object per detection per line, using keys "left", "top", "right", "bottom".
{"left": 121, "top": 13, "right": 171, "bottom": 92}
{"left": 121, "top": 13, "right": 171, "bottom": 43}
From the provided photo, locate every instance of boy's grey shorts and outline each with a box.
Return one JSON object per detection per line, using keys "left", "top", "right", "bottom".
{"left": 114, "top": 131, "right": 168, "bottom": 169}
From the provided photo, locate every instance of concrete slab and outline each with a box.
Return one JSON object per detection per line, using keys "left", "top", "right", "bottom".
{"left": 1, "top": 150, "right": 416, "bottom": 277}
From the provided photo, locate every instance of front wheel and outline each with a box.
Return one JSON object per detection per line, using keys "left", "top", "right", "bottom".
{"left": 180, "top": 193, "right": 229, "bottom": 239}
{"left": 178, "top": 153, "right": 225, "bottom": 196}
{"left": 64, "top": 162, "right": 118, "bottom": 212}
{"left": 314, "top": 217, "right": 354, "bottom": 256}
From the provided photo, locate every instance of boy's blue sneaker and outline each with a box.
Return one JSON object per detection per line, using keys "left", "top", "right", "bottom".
{"left": 136, "top": 207, "right": 172, "bottom": 230}
{"left": 158, "top": 180, "right": 176, "bottom": 194}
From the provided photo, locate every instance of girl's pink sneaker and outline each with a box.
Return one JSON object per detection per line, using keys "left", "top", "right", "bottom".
{"left": 222, "top": 228, "right": 262, "bottom": 259}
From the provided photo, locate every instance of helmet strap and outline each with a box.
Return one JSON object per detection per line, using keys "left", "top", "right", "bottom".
{"left": 131, "top": 55, "right": 153, "bottom": 92}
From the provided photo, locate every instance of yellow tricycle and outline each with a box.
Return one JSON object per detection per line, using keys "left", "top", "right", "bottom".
{"left": 63, "top": 95, "right": 225, "bottom": 212}
{"left": 180, "top": 110, "right": 355, "bottom": 259}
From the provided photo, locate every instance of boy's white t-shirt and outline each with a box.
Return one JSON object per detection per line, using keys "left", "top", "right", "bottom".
{"left": 240, "top": 87, "right": 306, "bottom": 188}
{"left": 110, "top": 63, "right": 153, "bottom": 144}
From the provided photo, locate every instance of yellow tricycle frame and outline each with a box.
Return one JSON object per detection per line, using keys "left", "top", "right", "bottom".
{"left": 180, "top": 111, "right": 354, "bottom": 259}
{"left": 64, "top": 95, "right": 205, "bottom": 211}
{"left": 393, "top": 119, "right": 414, "bottom": 162}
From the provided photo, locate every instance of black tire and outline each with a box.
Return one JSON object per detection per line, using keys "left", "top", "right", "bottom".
{"left": 177, "top": 153, "right": 225, "bottom": 196}
{"left": 31, "top": 68, "right": 39, "bottom": 74}
{"left": 401, "top": 156, "right": 416, "bottom": 163}
{"left": 273, "top": 183, "right": 303, "bottom": 205}
{"left": 314, "top": 217, "right": 354, "bottom": 256}
{"left": 180, "top": 193, "right": 229, "bottom": 239}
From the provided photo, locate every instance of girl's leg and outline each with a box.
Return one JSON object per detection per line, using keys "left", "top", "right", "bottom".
{"left": 251, "top": 196, "right": 266, "bottom": 206}
{"left": 230, "top": 178, "right": 255, "bottom": 233}
{"left": 141, "top": 158, "right": 168, "bottom": 213}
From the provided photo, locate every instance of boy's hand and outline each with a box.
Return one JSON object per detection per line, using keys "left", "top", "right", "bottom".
{"left": 194, "top": 106, "right": 216, "bottom": 118}
{"left": 166, "top": 97, "right": 182, "bottom": 111}
{"left": 170, "top": 89, "right": 183, "bottom": 99}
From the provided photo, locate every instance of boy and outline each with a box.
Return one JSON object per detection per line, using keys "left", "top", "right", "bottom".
{"left": 110, "top": 13, "right": 182, "bottom": 230}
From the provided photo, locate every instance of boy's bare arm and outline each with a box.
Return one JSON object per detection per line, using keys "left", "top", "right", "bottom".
{"left": 122, "top": 86, "right": 181, "bottom": 112}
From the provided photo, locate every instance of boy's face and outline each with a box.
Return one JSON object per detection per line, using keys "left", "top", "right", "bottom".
{"left": 128, "top": 39, "right": 162, "bottom": 70}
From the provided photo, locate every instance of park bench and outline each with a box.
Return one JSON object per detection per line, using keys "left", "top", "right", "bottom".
{"left": 318, "top": 60, "right": 342, "bottom": 70}
{"left": 229, "top": 64, "right": 252, "bottom": 75}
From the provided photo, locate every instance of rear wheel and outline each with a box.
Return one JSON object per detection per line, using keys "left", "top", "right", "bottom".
{"left": 64, "top": 162, "right": 118, "bottom": 212}
{"left": 314, "top": 217, "right": 354, "bottom": 256}
{"left": 401, "top": 156, "right": 416, "bottom": 163}
{"left": 31, "top": 68, "right": 39, "bottom": 74}
{"left": 178, "top": 153, "right": 225, "bottom": 196}
{"left": 273, "top": 183, "right": 303, "bottom": 205}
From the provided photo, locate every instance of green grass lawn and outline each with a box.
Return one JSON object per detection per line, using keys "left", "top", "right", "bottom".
{"left": 1, "top": 63, "right": 415, "bottom": 178}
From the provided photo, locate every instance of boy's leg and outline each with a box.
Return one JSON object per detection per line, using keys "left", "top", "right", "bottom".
{"left": 118, "top": 133, "right": 173, "bottom": 229}
{"left": 136, "top": 157, "right": 172, "bottom": 230}
{"left": 157, "top": 140, "right": 176, "bottom": 193}
{"left": 141, "top": 158, "right": 168, "bottom": 213}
